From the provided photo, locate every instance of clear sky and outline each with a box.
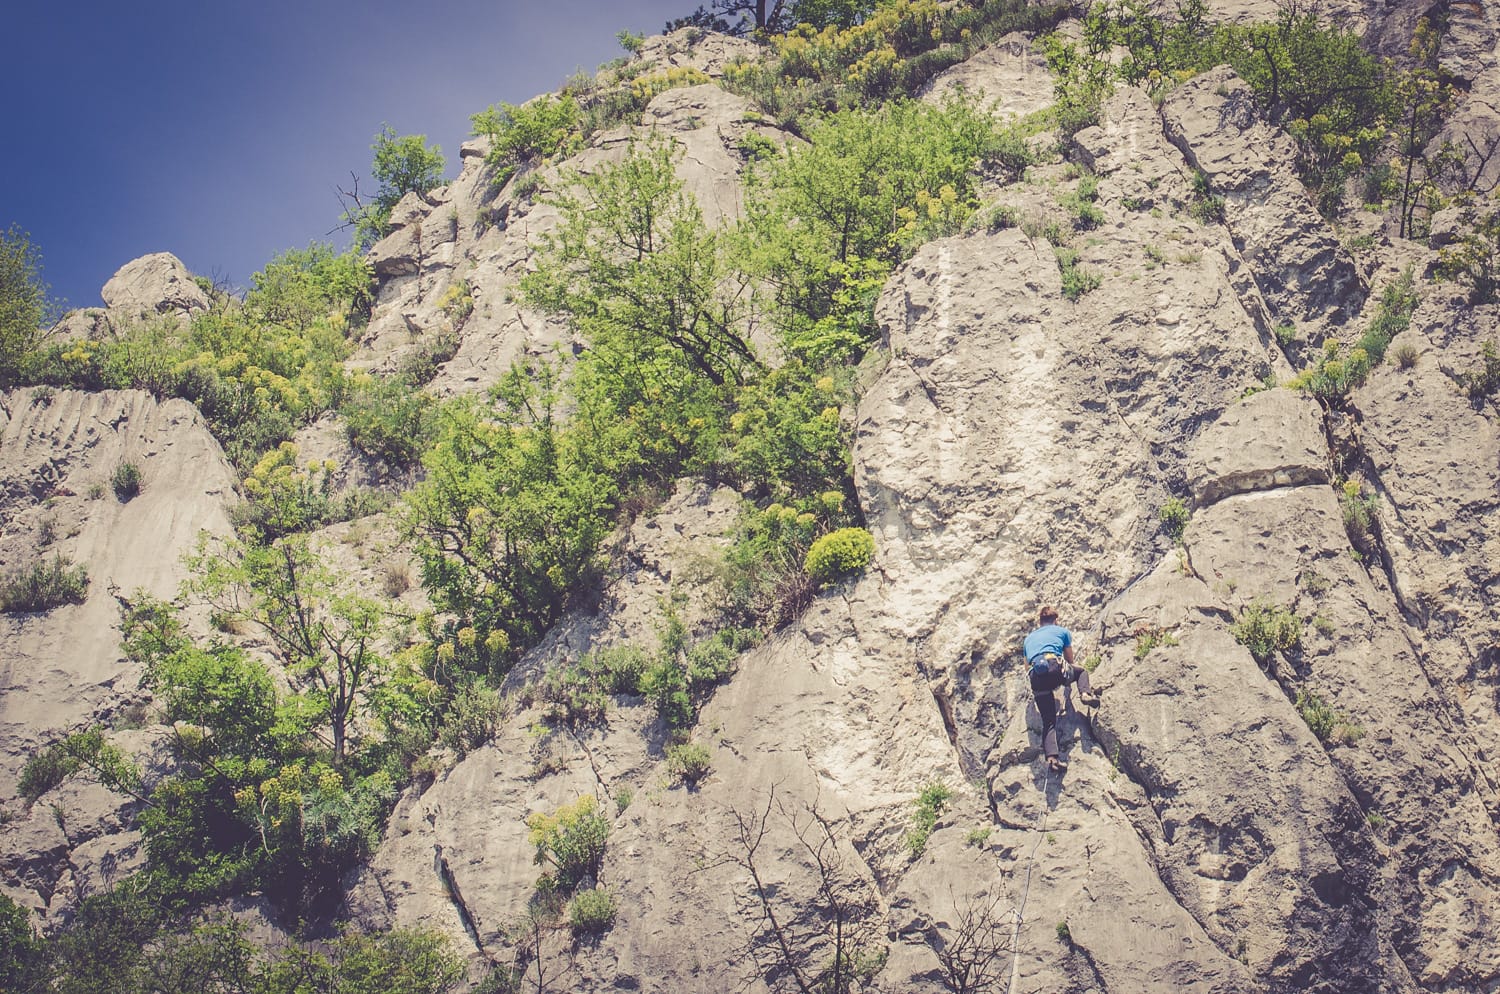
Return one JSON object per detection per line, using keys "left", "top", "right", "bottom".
{"left": 3, "top": 0, "right": 695, "bottom": 309}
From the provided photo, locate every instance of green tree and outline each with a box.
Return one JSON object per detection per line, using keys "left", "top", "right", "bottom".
{"left": 406, "top": 378, "right": 615, "bottom": 668}
{"left": 0, "top": 893, "right": 48, "bottom": 994}
{"left": 523, "top": 136, "right": 761, "bottom": 390}
{"left": 189, "top": 535, "right": 386, "bottom": 767}
{"left": 1394, "top": 18, "right": 1458, "bottom": 238}
{"left": 0, "top": 225, "right": 55, "bottom": 387}
{"left": 343, "top": 126, "right": 447, "bottom": 249}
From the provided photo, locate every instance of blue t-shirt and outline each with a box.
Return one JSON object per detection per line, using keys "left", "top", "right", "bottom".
{"left": 1023, "top": 624, "right": 1072, "bottom": 666}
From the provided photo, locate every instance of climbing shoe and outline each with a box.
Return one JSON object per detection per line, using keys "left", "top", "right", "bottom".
{"left": 1077, "top": 690, "right": 1101, "bottom": 708}
{"left": 1047, "top": 756, "right": 1067, "bottom": 774}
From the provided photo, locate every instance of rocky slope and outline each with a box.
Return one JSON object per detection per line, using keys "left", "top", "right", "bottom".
{"left": 5, "top": 10, "right": 1500, "bottom": 994}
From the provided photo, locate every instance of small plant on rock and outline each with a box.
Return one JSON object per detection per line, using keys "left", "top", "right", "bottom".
{"left": 1231, "top": 599, "right": 1301, "bottom": 664}
{"left": 666, "top": 741, "right": 713, "bottom": 786}
{"left": 804, "top": 527, "right": 875, "bottom": 588}
{"left": 568, "top": 887, "right": 618, "bottom": 933}
{"left": 1295, "top": 687, "right": 1364, "bottom": 745}
{"left": 112, "top": 461, "right": 142, "bottom": 501}
{"left": 1338, "top": 480, "right": 1381, "bottom": 551}
{"left": 1133, "top": 625, "right": 1179, "bottom": 659}
{"left": 0, "top": 555, "right": 89, "bottom": 613}
{"left": 526, "top": 796, "right": 610, "bottom": 891}
{"left": 1458, "top": 340, "right": 1500, "bottom": 400}
{"left": 1158, "top": 497, "right": 1190, "bottom": 543}
{"left": 906, "top": 781, "right": 953, "bottom": 857}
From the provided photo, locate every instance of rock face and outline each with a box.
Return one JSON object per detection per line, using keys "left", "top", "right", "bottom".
{"left": 7, "top": 18, "right": 1500, "bottom": 994}
{"left": 99, "top": 252, "right": 211, "bottom": 321}
{"left": 0, "top": 388, "right": 237, "bottom": 919}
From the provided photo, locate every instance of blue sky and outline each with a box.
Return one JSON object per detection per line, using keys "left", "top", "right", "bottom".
{"left": 3, "top": 0, "right": 694, "bottom": 308}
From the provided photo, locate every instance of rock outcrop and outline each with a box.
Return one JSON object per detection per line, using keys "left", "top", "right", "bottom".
{"left": 99, "top": 252, "right": 211, "bottom": 322}
{"left": 0, "top": 388, "right": 237, "bottom": 919}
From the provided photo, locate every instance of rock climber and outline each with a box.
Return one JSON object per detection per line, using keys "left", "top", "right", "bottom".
{"left": 1024, "top": 605, "right": 1099, "bottom": 774}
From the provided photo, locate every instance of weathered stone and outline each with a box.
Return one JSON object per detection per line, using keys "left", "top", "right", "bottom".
{"left": 1188, "top": 387, "right": 1329, "bottom": 506}
{"left": 100, "top": 252, "right": 209, "bottom": 320}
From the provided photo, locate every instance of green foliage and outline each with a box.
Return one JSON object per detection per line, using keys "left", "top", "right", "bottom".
{"left": 666, "top": 741, "right": 713, "bottom": 785}
{"left": 21, "top": 244, "right": 367, "bottom": 472}
{"left": 1458, "top": 340, "right": 1500, "bottom": 400}
{"left": 1339, "top": 479, "right": 1381, "bottom": 550}
{"left": 1295, "top": 687, "right": 1363, "bottom": 745}
{"left": 1159, "top": 497, "right": 1191, "bottom": 543}
{"left": 527, "top": 796, "right": 610, "bottom": 891}
{"left": 965, "top": 826, "right": 992, "bottom": 848}
{"left": 0, "top": 225, "right": 56, "bottom": 387}
{"left": 407, "top": 380, "right": 614, "bottom": 673}
{"left": 437, "top": 681, "right": 503, "bottom": 756}
{"left": 1288, "top": 338, "right": 1373, "bottom": 408}
{"left": 1055, "top": 921, "right": 1072, "bottom": 943}
{"left": 340, "top": 374, "right": 436, "bottom": 471}
{"left": 112, "top": 461, "right": 143, "bottom": 500}
{"left": 1058, "top": 173, "right": 1104, "bottom": 229}
{"left": 1133, "top": 625, "right": 1179, "bottom": 659}
{"left": 1231, "top": 599, "right": 1301, "bottom": 663}
{"left": 471, "top": 94, "right": 584, "bottom": 187}
{"left": 1055, "top": 247, "right": 1102, "bottom": 301}
{"left": 1188, "top": 170, "right": 1226, "bottom": 224}
{"left": 245, "top": 243, "right": 374, "bottom": 333}
{"left": 804, "top": 527, "right": 875, "bottom": 587}
{"left": 0, "top": 893, "right": 47, "bottom": 994}
{"left": 616, "top": 29, "right": 645, "bottom": 53}
{"left": 724, "top": 0, "right": 1067, "bottom": 121}
{"left": 0, "top": 554, "right": 89, "bottom": 613}
{"left": 906, "top": 780, "right": 953, "bottom": 856}
{"left": 189, "top": 534, "right": 388, "bottom": 767}
{"left": 1356, "top": 269, "right": 1418, "bottom": 366}
{"left": 569, "top": 887, "right": 619, "bottom": 933}
{"left": 19, "top": 727, "right": 144, "bottom": 805}
{"left": 1437, "top": 193, "right": 1500, "bottom": 303}
{"left": 346, "top": 126, "right": 447, "bottom": 249}
{"left": 231, "top": 442, "right": 388, "bottom": 544}
{"left": 744, "top": 99, "right": 998, "bottom": 361}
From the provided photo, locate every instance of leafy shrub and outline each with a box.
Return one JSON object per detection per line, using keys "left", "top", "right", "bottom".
{"left": 526, "top": 796, "right": 610, "bottom": 891}
{"left": 1188, "top": 170, "right": 1226, "bottom": 224}
{"left": 1231, "top": 599, "right": 1301, "bottom": 663}
{"left": 666, "top": 741, "right": 713, "bottom": 785}
{"left": 1356, "top": 269, "right": 1417, "bottom": 365}
{"left": 1055, "top": 248, "right": 1103, "bottom": 301}
{"left": 804, "top": 527, "right": 875, "bottom": 587}
{"left": 437, "top": 682, "right": 503, "bottom": 757}
{"left": 112, "top": 461, "right": 142, "bottom": 500}
{"left": 344, "top": 127, "right": 447, "bottom": 250}
{"left": 0, "top": 893, "right": 47, "bottom": 993}
{"left": 1159, "top": 497, "right": 1190, "bottom": 543}
{"left": 905, "top": 780, "right": 953, "bottom": 856}
{"left": 1059, "top": 174, "right": 1104, "bottom": 229}
{"left": 1295, "top": 688, "right": 1363, "bottom": 745}
{"left": 1459, "top": 340, "right": 1500, "bottom": 400}
{"left": 1339, "top": 480, "right": 1380, "bottom": 550}
{"left": 340, "top": 375, "right": 435, "bottom": 470}
{"left": 1393, "top": 342, "right": 1420, "bottom": 369}
{"left": 471, "top": 95, "right": 583, "bottom": 187}
{"left": 1133, "top": 625, "right": 1179, "bottom": 659}
{"left": 1436, "top": 192, "right": 1500, "bottom": 302}
{"left": 0, "top": 555, "right": 89, "bottom": 613}
{"left": 1288, "top": 339, "right": 1373, "bottom": 408}
{"left": 569, "top": 887, "right": 619, "bottom": 933}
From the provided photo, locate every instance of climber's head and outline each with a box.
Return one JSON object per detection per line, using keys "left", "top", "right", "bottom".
{"left": 1038, "top": 605, "right": 1059, "bottom": 627}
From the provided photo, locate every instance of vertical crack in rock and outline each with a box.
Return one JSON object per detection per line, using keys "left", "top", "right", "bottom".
{"left": 434, "top": 844, "right": 482, "bottom": 952}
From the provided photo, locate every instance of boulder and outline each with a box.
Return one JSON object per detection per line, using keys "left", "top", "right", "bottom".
{"left": 99, "top": 252, "right": 210, "bottom": 321}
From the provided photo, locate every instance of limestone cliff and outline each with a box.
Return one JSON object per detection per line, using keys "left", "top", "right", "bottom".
{"left": 4, "top": 9, "right": 1500, "bottom": 994}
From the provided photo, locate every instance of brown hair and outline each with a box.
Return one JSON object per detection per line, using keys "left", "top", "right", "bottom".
{"left": 1038, "top": 605, "right": 1059, "bottom": 625}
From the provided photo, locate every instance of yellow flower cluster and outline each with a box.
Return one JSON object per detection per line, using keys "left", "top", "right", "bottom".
{"left": 630, "top": 66, "right": 712, "bottom": 103}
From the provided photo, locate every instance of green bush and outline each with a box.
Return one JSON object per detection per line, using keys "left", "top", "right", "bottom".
{"left": 1159, "top": 497, "right": 1190, "bottom": 543}
{"left": 1295, "top": 687, "right": 1363, "bottom": 745}
{"left": 526, "top": 796, "right": 610, "bottom": 891}
{"left": 0, "top": 893, "right": 47, "bottom": 994}
{"left": 112, "top": 461, "right": 142, "bottom": 500}
{"left": 804, "top": 527, "right": 875, "bottom": 587}
{"left": 665, "top": 741, "right": 713, "bottom": 786}
{"left": 437, "top": 682, "right": 503, "bottom": 757}
{"left": 1339, "top": 480, "right": 1380, "bottom": 549}
{"left": 905, "top": 780, "right": 953, "bottom": 856}
{"left": 1055, "top": 248, "right": 1103, "bottom": 301}
{"left": 1231, "top": 598, "right": 1301, "bottom": 663}
{"left": 0, "top": 555, "right": 89, "bottom": 613}
{"left": 1459, "top": 340, "right": 1500, "bottom": 400}
{"left": 0, "top": 225, "right": 55, "bottom": 389}
{"left": 344, "top": 127, "right": 447, "bottom": 250}
{"left": 471, "top": 95, "right": 584, "bottom": 187}
{"left": 569, "top": 887, "right": 619, "bottom": 933}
